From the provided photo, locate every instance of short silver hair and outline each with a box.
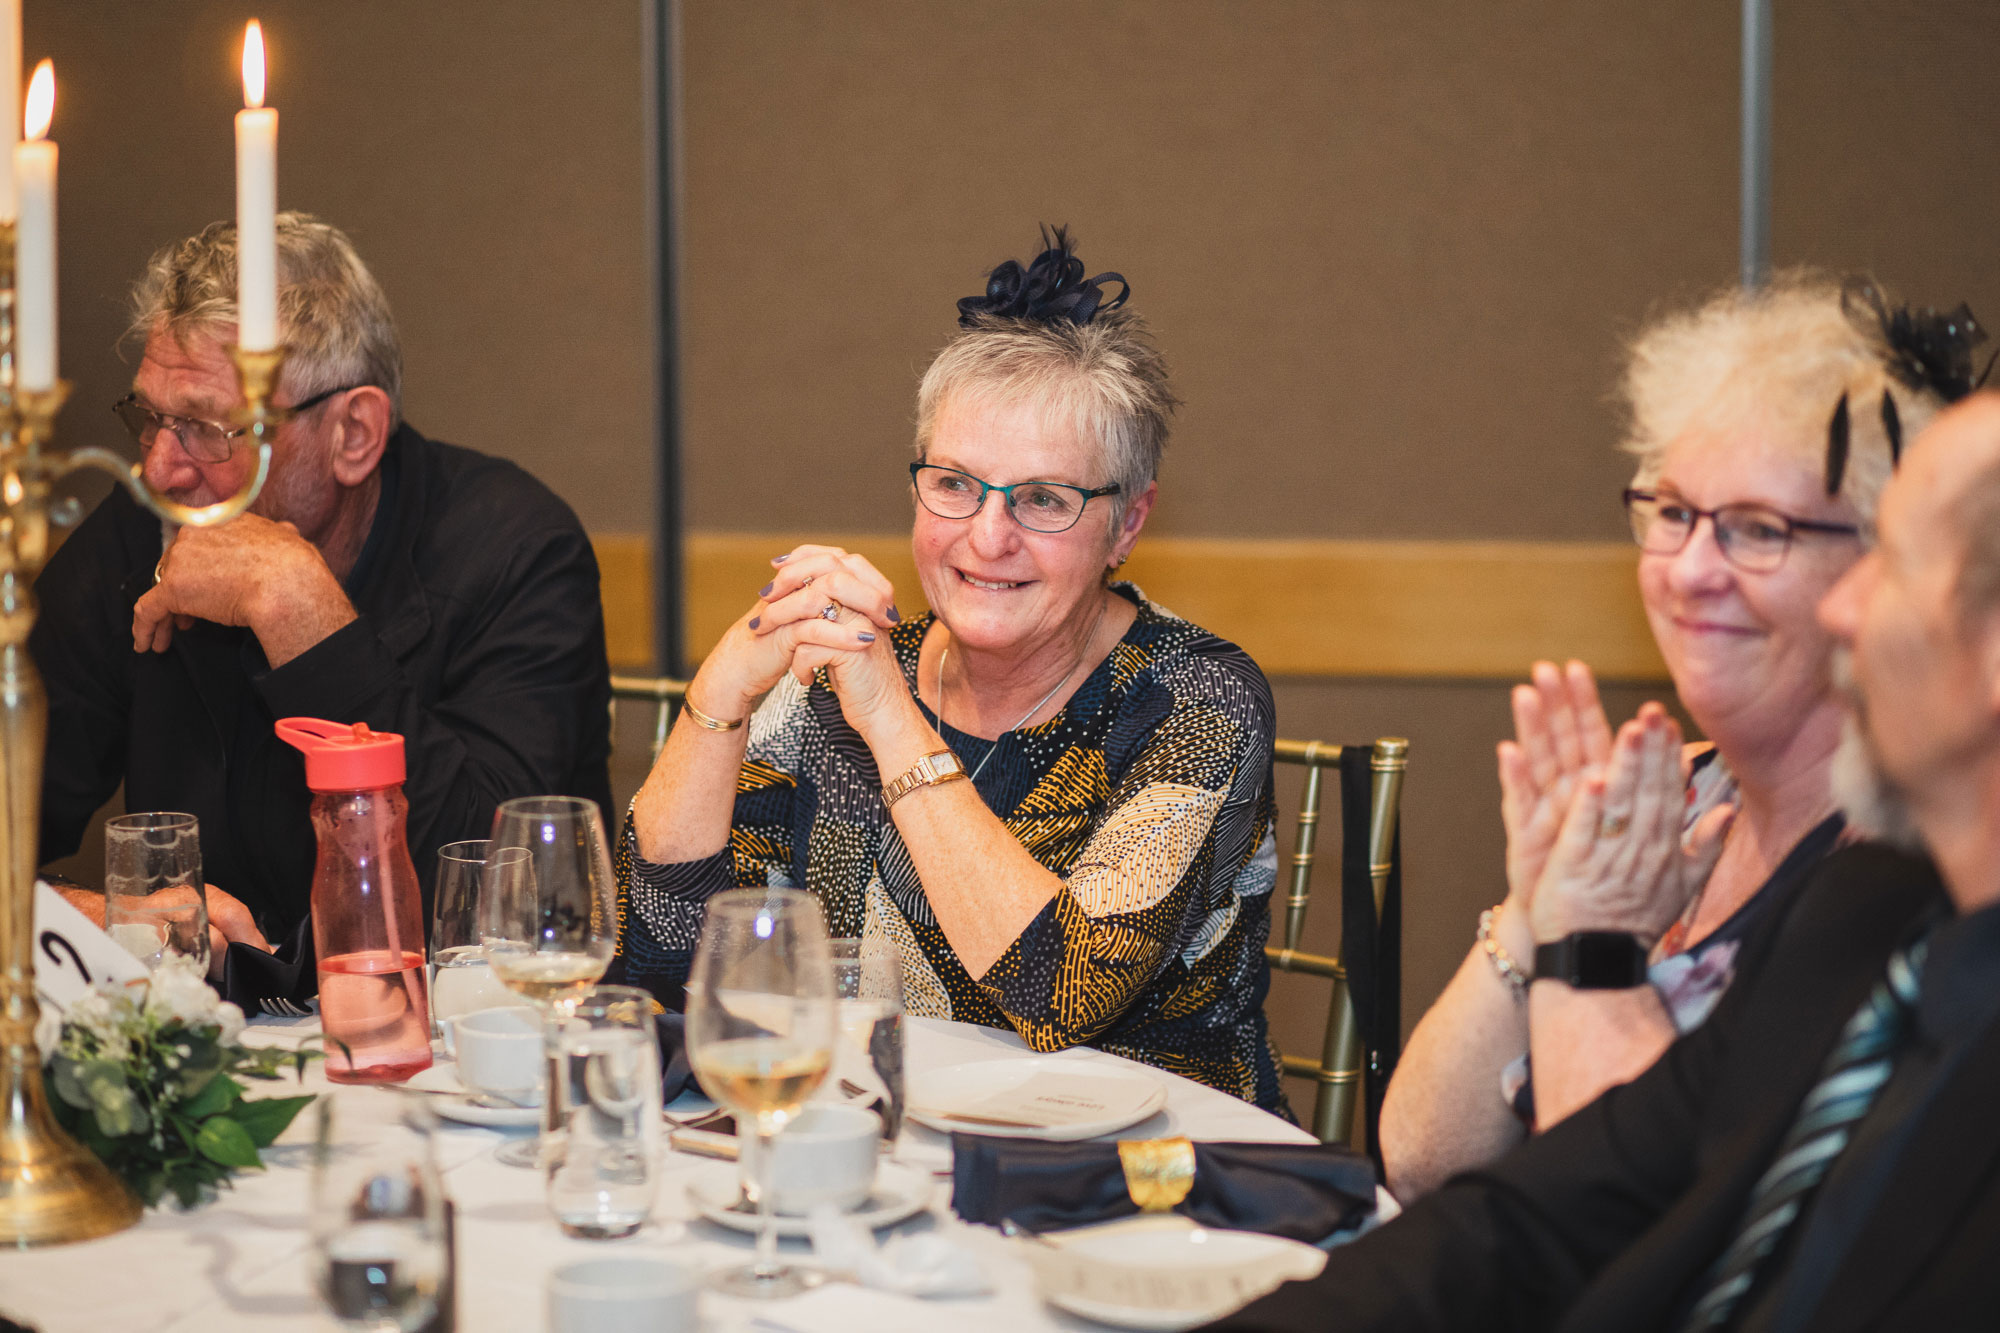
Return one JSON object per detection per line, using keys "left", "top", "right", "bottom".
{"left": 128, "top": 212, "right": 403, "bottom": 425}
{"left": 914, "top": 308, "right": 1178, "bottom": 527}
{"left": 1620, "top": 271, "right": 1946, "bottom": 527}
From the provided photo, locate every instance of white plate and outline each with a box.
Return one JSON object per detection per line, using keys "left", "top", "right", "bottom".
{"left": 686, "top": 1160, "right": 934, "bottom": 1236}
{"left": 1021, "top": 1214, "right": 1327, "bottom": 1331}
{"left": 403, "top": 1065, "right": 542, "bottom": 1128}
{"left": 904, "top": 1057, "right": 1167, "bottom": 1141}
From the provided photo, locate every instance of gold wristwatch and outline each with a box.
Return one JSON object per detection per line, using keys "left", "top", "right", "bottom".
{"left": 881, "top": 749, "right": 969, "bottom": 810}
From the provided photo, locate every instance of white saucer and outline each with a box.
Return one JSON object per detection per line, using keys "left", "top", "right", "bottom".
{"left": 1021, "top": 1214, "right": 1327, "bottom": 1331}
{"left": 403, "top": 1064, "right": 542, "bottom": 1128}
{"left": 905, "top": 1056, "right": 1167, "bottom": 1141}
{"left": 686, "top": 1160, "right": 934, "bottom": 1236}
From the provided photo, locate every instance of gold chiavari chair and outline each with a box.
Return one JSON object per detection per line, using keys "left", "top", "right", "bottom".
{"left": 608, "top": 674, "right": 690, "bottom": 761}
{"left": 1265, "top": 737, "right": 1409, "bottom": 1146}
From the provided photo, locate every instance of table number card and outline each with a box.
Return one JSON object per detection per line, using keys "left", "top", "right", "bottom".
{"left": 32, "top": 880, "right": 149, "bottom": 1030}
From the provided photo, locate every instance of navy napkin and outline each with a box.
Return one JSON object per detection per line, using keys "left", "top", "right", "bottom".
{"left": 950, "top": 1136, "right": 1377, "bottom": 1243}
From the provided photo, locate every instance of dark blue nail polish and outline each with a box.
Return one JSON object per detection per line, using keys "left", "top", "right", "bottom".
{"left": 759, "top": 582, "right": 774, "bottom": 598}
{"left": 748, "top": 616, "right": 761, "bottom": 630}
{"left": 857, "top": 631, "right": 876, "bottom": 643}
{"left": 887, "top": 605, "right": 901, "bottom": 623}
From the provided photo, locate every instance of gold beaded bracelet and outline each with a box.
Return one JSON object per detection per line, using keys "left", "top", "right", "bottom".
{"left": 1478, "top": 905, "right": 1531, "bottom": 998}
{"left": 680, "top": 697, "right": 745, "bottom": 732}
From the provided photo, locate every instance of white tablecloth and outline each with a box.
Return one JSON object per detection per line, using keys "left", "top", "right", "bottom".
{"left": 0, "top": 1016, "right": 1336, "bottom": 1333}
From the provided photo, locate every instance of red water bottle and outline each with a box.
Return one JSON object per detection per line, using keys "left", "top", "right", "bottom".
{"left": 277, "top": 717, "right": 433, "bottom": 1083}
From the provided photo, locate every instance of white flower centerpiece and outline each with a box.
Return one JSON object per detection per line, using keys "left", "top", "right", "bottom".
{"left": 47, "top": 955, "right": 321, "bottom": 1209}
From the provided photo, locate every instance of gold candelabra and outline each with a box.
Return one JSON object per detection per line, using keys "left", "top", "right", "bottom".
{"left": 0, "top": 218, "right": 288, "bottom": 1246}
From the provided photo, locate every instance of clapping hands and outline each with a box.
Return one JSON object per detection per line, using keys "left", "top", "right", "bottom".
{"left": 1497, "top": 661, "right": 1734, "bottom": 948}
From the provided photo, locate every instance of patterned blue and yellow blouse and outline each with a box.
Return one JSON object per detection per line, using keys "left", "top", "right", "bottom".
{"left": 615, "top": 584, "right": 1286, "bottom": 1111}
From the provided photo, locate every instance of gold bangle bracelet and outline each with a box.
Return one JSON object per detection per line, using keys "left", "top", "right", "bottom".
{"left": 680, "top": 697, "right": 745, "bottom": 732}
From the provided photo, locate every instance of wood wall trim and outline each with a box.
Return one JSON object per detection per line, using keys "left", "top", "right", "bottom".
{"left": 591, "top": 532, "right": 1668, "bottom": 682}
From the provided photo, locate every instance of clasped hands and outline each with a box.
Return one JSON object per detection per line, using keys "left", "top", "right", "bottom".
{"left": 55, "top": 882, "right": 274, "bottom": 981}
{"left": 1498, "top": 661, "right": 1735, "bottom": 952}
{"left": 691, "top": 545, "right": 909, "bottom": 737}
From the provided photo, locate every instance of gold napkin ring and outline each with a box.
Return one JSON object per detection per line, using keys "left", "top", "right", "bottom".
{"left": 1118, "top": 1136, "right": 1195, "bottom": 1212}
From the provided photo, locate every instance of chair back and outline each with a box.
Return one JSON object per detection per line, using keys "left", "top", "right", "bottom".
{"left": 608, "top": 674, "right": 690, "bottom": 761}
{"left": 1265, "top": 736, "right": 1409, "bottom": 1147}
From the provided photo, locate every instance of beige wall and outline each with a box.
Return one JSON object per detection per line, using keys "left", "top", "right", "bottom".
{"left": 35, "top": 1, "right": 2000, "bottom": 1107}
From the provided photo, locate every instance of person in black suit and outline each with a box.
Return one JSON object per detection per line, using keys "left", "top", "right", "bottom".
{"left": 1214, "top": 387, "right": 2000, "bottom": 1331}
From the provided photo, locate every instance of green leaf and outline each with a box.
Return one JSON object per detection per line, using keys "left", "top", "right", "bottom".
{"left": 180, "top": 1074, "right": 243, "bottom": 1120}
{"left": 234, "top": 1094, "right": 316, "bottom": 1148}
{"left": 193, "top": 1117, "right": 262, "bottom": 1169}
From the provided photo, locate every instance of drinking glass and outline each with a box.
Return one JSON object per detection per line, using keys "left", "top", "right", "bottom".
{"left": 830, "top": 936, "right": 905, "bottom": 1138}
{"left": 480, "top": 796, "right": 617, "bottom": 1169}
{"left": 309, "top": 1092, "right": 448, "bottom": 1333}
{"left": 429, "top": 840, "right": 518, "bottom": 1038}
{"left": 546, "top": 985, "right": 663, "bottom": 1239}
{"left": 103, "top": 812, "right": 209, "bottom": 973}
{"left": 685, "top": 887, "right": 836, "bottom": 1298}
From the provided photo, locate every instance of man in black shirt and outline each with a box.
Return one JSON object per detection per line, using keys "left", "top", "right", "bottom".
{"left": 1216, "top": 392, "right": 2000, "bottom": 1331}
{"left": 35, "top": 214, "right": 611, "bottom": 996}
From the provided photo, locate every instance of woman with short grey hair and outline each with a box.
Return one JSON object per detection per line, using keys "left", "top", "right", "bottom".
{"left": 619, "top": 229, "right": 1287, "bottom": 1110}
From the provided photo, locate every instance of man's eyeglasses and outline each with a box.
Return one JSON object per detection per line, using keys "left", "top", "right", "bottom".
{"left": 1622, "top": 488, "right": 1862, "bottom": 573}
{"left": 910, "top": 462, "right": 1121, "bottom": 534}
{"left": 112, "top": 383, "right": 362, "bottom": 464}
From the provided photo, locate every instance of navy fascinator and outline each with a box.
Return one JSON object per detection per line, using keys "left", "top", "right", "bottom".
{"left": 956, "top": 226, "right": 1129, "bottom": 330}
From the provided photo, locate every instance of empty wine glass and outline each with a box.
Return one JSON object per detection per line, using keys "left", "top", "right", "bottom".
{"left": 103, "top": 812, "right": 209, "bottom": 973}
{"left": 309, "top": 1093, "right": 448, "bottom": 1333}
{"left": 685, "top": 887, "right": 836, "bottom": 1298}
{"left": 480, "top": 797, "right": 616, "bottom": 1168}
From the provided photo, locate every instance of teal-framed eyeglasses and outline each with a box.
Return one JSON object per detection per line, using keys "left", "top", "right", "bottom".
{"left": 909, "top": 462, "right": 1120, "bottom": 534}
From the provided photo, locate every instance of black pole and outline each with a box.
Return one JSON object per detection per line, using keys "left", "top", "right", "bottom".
{"left": 646, "top": 0, "right": 687, "bottom": 675}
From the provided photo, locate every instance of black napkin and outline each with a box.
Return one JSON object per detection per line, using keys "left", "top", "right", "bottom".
{"left": 950, "top": 1135, "right": 1377, "bottom": 1243}
{"left": 655, "top": 1011, "right": 694, "bottom": 1103}
{"left": 218, "top": 915, "right": 317, "bottom": 1017}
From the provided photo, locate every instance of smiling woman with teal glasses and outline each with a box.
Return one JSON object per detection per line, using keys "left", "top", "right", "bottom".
{"left": 615, "top": 228, "right": 1287, "bottom": 1112}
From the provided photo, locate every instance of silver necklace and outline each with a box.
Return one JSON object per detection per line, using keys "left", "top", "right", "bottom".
{"left": 936, "top": 594, "right": 1109, "bottom": 783}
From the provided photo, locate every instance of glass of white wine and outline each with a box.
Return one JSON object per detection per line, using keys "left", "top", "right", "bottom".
{"left": 685, "top": 887, "right": 836, "bottom": 1298}
{"left": 479, "top": 796, "right": 617, "bottom": 1169}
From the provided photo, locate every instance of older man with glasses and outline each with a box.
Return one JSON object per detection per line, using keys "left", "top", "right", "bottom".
{"left": 33, "top": 213, "right": 611, "bottom": 1008}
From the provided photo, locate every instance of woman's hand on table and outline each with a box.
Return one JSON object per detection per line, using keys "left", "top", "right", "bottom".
{"left": 1526, "top": 703, "right": 1734, "bottom": 946}
{"left": 54, "top": 881, "right": 272, "bottom": 981}
{"left": 1497, "top": 660, "right": 1615, "bottom": 911}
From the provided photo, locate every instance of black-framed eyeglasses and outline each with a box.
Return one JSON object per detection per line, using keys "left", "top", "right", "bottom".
{"left": 112, "top": 383, "right": 362, "bottom": 464}
{"left": 1622, "top": 488, "right": 1862, "bottom": 573}
{"left": 910, "top": 462, "right": 1120, "bottom": 534}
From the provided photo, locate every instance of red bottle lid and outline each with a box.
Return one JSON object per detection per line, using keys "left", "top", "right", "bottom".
{"left": 274, "top": 717, "right": 407, "bottom": 791}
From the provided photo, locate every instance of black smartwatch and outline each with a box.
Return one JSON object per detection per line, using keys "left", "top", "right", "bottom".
{"left": 1532, "top": 932, "right": 1650, "bottom": 990}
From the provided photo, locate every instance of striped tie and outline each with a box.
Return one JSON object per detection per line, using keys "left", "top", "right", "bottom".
{"left": 1676, "top": 938, "right": 1928, "bottom": 1332}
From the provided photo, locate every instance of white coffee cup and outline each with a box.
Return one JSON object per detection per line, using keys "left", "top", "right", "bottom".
{"left": 739, "top": 1102, "right": 881, "bottom": 1214}
{"left": 448, "top": 1005, "right": 543, "bottom": 1106}
{"left": 548, "top": 1257, "right": 698, "bottom": 1333}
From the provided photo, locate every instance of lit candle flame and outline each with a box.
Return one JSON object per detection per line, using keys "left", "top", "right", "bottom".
{"left": 242, "top": 20, "right": 266, "bottom": 110}
{"left": 22, "top": 60, "right": 53, "bottom": 142}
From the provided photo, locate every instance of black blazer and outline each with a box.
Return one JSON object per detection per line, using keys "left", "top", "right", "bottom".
{"left": 1214, "top": 845, "right": 2000, "bottom": 1332}
{"left": 32, "top": 424, "right": 614, "bottom": 938}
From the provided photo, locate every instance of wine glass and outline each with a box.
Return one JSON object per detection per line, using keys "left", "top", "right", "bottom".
{"left": 685, "top": 887, "right": 836, "bottom": 1298}
{"left": 103, "top": 811, "right": 209, "bottom": 973}
{"left": 479, "top": 796, "right": 617, "bottom": 1168}
{"left": 429, "top": 840, "right": 520, "bottom": 1039}
{"left": 309, "top": 1092, "right": 448, "bottom": 1332}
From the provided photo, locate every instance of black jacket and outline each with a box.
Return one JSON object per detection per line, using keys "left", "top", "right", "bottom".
{"left": 32, "top": 423, "right": 613, "bottom": 939}
{"left": 1214, "top": 844, "right": 2000, "bottom": 1332}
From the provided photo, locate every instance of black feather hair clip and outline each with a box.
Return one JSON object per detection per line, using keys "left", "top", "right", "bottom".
{"left": 955, "top": 225, "right": 1130, "bottom": 330}
{"left": 1826, "top": 280, "right": 1998, "bottom": 494}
